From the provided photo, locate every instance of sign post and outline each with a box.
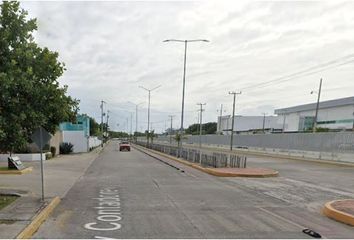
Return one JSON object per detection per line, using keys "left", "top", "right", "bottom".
{"left": 31, "top": 127, "right": 51, "bottom": 202}
{"left": 39, "top": 127, "right": 44, "bottom": 201}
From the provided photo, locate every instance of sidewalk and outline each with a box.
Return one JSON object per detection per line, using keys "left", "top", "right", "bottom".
{"left": 0, "top": 147, "right": 102, "bottom": 238}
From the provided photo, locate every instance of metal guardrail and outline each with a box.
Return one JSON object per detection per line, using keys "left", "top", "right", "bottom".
{"left": 135, "top": 141, "right": 247, "bottom": 168}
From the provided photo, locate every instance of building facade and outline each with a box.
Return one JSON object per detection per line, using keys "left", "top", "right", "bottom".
{"left": 59, "top": 114, "right": 91, "bottom": 153}
{"left": 274, "top": 96, "right": 354, "bottom": 132}
{"left": 217, "top": 115, "right": 283, "bottom": 135}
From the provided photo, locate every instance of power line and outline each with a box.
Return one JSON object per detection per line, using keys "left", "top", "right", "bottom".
{"left": 240, "top": 54, "right": 354, "bottom": 92}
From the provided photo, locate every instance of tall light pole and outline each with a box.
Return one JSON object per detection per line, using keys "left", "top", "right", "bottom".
{"left": 130, "top": 112, "right": 133, "bottom": 137}
{"left": 262, "top": 112, "right": 267, "bottom": 133}
{"left": 139, "top": 85, "right": 161, "bottom": 145}
{"left": 217, "top": 104, "right": 226, "bottom": 134}
{"left": 311, "top": 78, "right": 322, "bottom": 133}
{"left": 163, "top": 39, "right": 209, "bottom": 156}
{"left": 168, "top": 115, "right": 175, "bottom": 145}
{"left": 100, "top": 100, "right": 106, "bottom": 147}
{"left": 229, "top": 91, "right": 241, "bottom": 151}
{"left": 197, "top": 103, "right": 206, "bottom": 163}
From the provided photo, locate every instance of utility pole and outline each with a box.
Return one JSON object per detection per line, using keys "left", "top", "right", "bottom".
{"left": 229, "top": 91, "right": 241, "bottom": 151}
{"left": 130, "top": 112, "right": 133, "bottom": 137}
{"left": 197, "top": 103, "right": 206, "bottom": 163}
{"left": 311, "top": 78, "right": 322, "bottom": 133}
{"left": 163, "top": 39, "right": 209, "bottom": 157}
{"left": 100, "top": 100, "right": 106, "bottom": 147}
{"left": 262, "top": 112, "right": 267, "bottom": 133}
{"left": 126, "top": 118, "right": 129, "bottom": 134}
{"left": 128, "top": 101, "right": 144, "bottom": 135}
{"left": 168, "top": 115, "right": 175, "bottom": 145}
{"left": 106, "top": 110, "right": 110, "bottom": 138}
{"left": 139, "top": 85, "right": 161, "bottom": 146}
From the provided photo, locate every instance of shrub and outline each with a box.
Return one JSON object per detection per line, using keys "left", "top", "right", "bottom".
{"left": 59, "top": 142, "right": 74, "bottom": 154}
{"left": 45, "top": 152, "right": 52, "bottom": 159}
{"left": 50, "top": 146, "right": 56, "bottom": 157}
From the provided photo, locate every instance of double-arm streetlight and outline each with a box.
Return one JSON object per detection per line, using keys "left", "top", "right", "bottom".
{"left": 163, "top": 39, "right": 209, "bottom": 156}
{"left": 139, "top": 85, "right": 161, "bottom": 145}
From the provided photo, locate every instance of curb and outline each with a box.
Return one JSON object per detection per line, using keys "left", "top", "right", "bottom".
{"left": 16, "top": 196, "right": 61, "bottom": 239}
{"left": 323, "top": 200, "right": 354, "bottom": 227}
{"left": 0, "top": 167, "right": 33, "bottom": 175}
{"left": 133, "top": 144, "right": 278, "bottom": 178}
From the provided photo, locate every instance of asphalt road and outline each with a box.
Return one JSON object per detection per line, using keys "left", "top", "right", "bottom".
{"left": 34, "top": 141, "right": 354, "bottom": 239}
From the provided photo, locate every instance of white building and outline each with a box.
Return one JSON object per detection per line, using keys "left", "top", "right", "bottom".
{"left": 274, "top": 96, "right": 354, "bottom": 132}
{"left": 217, "top": 115, "right": 283, "bottom": 135}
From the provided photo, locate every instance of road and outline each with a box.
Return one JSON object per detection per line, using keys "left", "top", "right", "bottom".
{"left": 34, "top": 141, "right": 354, "bottom": 238}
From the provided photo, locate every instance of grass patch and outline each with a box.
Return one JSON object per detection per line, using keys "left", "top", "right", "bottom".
{"left": 0, "top": 195, "right": 18, "bottom": 210}
{"left": 0, "top": 166, "right": 19, "bottom": 171}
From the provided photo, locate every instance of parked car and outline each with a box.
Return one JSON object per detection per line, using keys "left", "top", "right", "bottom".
{"left": 119, "top": 141, "right": 131, "bottom": 151}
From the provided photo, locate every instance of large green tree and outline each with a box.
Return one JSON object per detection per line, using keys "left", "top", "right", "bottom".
{"left": 185, "top": 122, "right": 217, "bottom": 135}
{"left": 0, "top": 1, "right": 79, "bottom": 153}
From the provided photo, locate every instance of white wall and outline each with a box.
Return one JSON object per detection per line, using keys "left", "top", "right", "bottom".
{"left": 62, "top": 130, "right": 88, "bottom": 153}
{"left": 88, "top": 136, "right": 102, "bottom": 149}
{"left": 218, "top": 116, "right": 283, "bottom": 134}
{"left": 280, "top": 105, "right": 354, "bottom": 131}
{"left": 0, "top": 153, "right": 46, "bottom": 162}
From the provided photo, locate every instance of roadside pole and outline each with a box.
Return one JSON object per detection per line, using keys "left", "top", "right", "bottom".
{"left": 313, "top": 78, "right": 322, "bottom": 132}
{"left": 197, "top": 103, "right": 206, "bottom": 164}
{"left": 229, "top": 91, "right": 241, "bottom": 151}
{"left": 39, "top": 127, "right": 44, "bottom": 202}
{"left": 168, "top": 115, "right": 174, "bottom": 145}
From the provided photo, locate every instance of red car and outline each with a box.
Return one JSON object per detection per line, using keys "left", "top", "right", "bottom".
{"left": 119, "top": 141, "right": 131, "bottom": 151}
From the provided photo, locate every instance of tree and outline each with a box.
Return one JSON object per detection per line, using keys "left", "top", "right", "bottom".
{"left": 185, "top": 122, "right": 217, "bottom": 135}
{"left": 89, "top": 117, "right": 100, "bottom": 136}
{"left": 81, "top": 114, "right": 100, "bottom": 136}
{"left": 0, "top": 1, "right": 79, "bottom": 153}
{"left": 108, "top": 131, "right": 130, "bottom": 139}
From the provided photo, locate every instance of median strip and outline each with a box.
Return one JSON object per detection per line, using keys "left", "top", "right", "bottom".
{"left": 323, "top": 199, "right": 354, "bottom": 227}
{"left": 133, "top": 144, "right": 278, "bottom": 178}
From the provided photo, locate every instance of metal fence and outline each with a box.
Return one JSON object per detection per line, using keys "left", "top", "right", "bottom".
{"left": 135, "top": 141, "right": 247, "bottom": 168}
{"left": 146, "top": 132, "right": 354, "bottom": 153}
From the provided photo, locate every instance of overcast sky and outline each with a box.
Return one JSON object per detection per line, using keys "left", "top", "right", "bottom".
{"left": 22, "top": 0, "right": 354, "bottom": 133}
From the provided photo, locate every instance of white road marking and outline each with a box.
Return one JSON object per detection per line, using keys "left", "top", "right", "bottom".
{"left": 84, "top": 187, "right": 123, "bottom": 237}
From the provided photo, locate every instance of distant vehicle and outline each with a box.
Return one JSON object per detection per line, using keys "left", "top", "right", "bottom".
{"left": 119, "top": 141, "right": 131, "bottom": 151}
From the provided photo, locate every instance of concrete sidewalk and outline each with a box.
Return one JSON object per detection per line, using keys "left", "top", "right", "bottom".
{"left": 0, "top": 147, "right": 102, "bottom": 238}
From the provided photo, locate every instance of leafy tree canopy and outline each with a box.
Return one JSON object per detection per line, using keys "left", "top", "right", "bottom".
{"left": 0, "top": 1, "right": 79, "bottom": 153}
{"left": 185, "top": 122, "right": 217, "bottom": 135}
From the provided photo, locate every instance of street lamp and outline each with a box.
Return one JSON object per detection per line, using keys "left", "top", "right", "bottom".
{"left": 163, "top": 39, "right": 209, "bottom": 156}
{"left": 139, "top": 85, "right": 161, "bottom": 146}
{"left": 310, "top": 78, "right": 322, "bottom": 133}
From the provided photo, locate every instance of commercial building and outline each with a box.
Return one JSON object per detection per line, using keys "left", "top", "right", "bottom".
{"left": 217, "top": 115, "right": 283, "bottom": 135}
{"left": 274, "top": 96, "right": 354, "bottom": 132}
